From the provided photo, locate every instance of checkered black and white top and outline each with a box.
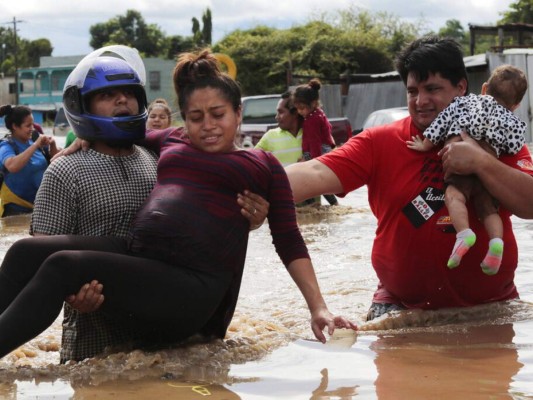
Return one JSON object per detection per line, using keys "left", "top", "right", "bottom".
{"left": 31, "top": 145, "right": 158, "bottom": 362}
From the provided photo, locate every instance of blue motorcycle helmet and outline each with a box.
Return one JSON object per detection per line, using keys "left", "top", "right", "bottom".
{"left": 63, "top": 45, "right": 148, "bottom": 144}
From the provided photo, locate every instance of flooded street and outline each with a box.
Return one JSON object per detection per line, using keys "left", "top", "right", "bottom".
{"left": 0, "top": 186, "right": 533, "bottom": 399}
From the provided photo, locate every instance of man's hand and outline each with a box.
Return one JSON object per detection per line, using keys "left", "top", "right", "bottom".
{"left": 238, "top": 190, "right": 270, "bottom": 230}
{"left": 438, "top": 131, "right": 489, "bottom": 180}
{"left": 65, "top": 280, "right": 104, "bottom": 313}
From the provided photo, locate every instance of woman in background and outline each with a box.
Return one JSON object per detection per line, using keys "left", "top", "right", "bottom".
{"left": 146, "top": 98, "right": 172, "bottom": 130}
{"left": 0, "top": 105, "right": 58, "bottom": 217}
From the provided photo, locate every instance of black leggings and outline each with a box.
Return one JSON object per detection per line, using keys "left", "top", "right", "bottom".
{"left": 0, "top": 235, "right": 233, "bottom": 358}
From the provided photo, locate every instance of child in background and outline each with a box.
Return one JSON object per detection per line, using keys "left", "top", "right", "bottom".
{"left": 146, "top": 98, "right": 172, "bottom": 130}
{"left": 292, "top": 78, "right": 338, "bottom": 206}
{"left": 407, "top": 64, "right": 528, "bottom": 275}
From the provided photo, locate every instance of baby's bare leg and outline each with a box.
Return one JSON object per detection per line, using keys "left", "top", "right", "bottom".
{"left": 472, "top": 175, "right": 504, "bottom": 276}
{"left": 445, "top": 179, "right": 476, "bottom": 269}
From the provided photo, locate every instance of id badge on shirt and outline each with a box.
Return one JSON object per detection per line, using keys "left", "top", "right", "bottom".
{"left": 402, "top": 186, "right": 445, "bottom": 228}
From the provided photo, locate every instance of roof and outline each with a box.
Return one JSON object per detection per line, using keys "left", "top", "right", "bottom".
{"left": 463, "top": 53, "right": 487, "bottom": 69}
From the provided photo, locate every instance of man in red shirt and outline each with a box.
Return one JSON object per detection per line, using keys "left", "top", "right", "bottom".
{"left": 286, "top": 35, "right": 533, "bottom": 320}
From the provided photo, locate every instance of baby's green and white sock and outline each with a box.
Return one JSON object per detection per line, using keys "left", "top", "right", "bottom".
{"left": 480, "top": 238, "right": 504, "bottom": 275}
{"left": 447, "top": 228, "right": 476, "bottom": 269}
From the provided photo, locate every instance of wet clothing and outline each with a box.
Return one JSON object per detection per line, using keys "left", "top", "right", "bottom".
{"left": 319, "top": 116, "right": 533, "bottom": 310}
{"left": 0, "top": 235, "right": 234, "bottom": 356}
{"left": 0, "top": 129, "right": 309, "bottom": 358}
{"left": 302, "top": 108, "right": 335, "bottom": 159}
{"left": 424, "top": 94, "right": 526, "bottom": 157}
{"left": 31, "top": 145, "right": 158, "bottom": 362}
{"left": 31, "top": 146, "right": 158, "bottom": 237}
{"left": 0, "top": 137, "right": 48, "bottom": 216}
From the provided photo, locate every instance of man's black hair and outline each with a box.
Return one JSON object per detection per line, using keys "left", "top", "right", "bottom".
{"left": 281, "top": 91, "right": 298, "bottom": 115}
{"left": 395, "top": 35, "right": 469, "bottom": 92}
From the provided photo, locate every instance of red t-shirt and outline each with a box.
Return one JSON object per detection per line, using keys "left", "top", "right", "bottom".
{"left": 318, "top": 117, "right": 533, "bottom": 309}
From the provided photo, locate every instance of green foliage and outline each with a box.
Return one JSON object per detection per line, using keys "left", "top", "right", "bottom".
{"left": 89, "top": 9, "right": 167, "bottom": 57}
{"left": 215, "top": 7, "right": 418, "bottom": 95}
{"left": 191, "top": 8, "right": 213, "bottom": 48}
{"left": 0, "top": 26, "right": 52, "bottom": 75}
{"left": 215, "top": 26, "right": 286, "bottom": 95}
{"left": 166, "top": 35, "right": 196, "bottom": 60}
{"left": 90, "top": 8, "right": 212, "bottom": 59}
{"left": 25, "top": 39, "right": 53, "bottom": 67}
{"left": 499, "top": 0, "right": 533, "bottom": 24}
{"left": 439, "top": 19, "right": 466, "bottom": 41}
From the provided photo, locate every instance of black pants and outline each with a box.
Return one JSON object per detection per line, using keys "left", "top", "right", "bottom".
{"left": 0, "top": 235, "right": 233, "bottom": 358}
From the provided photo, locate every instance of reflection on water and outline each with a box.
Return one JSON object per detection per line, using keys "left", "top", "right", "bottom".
{"left": 1, "top": 188, "right": 533, "bottom": 398}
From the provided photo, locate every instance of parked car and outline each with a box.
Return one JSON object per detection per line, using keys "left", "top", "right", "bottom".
{"left": 53, "top": 107, "right": 70, "bottom": 136}
{"left": 240, "top": 94, "right": 353, "bottom": 148}
{"left": 353, "top": 106, "right": 410, "bottom": 135}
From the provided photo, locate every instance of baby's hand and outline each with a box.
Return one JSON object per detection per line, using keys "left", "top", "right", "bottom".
{"left": 406, "top": 135, "right": 428, "bottom": 152}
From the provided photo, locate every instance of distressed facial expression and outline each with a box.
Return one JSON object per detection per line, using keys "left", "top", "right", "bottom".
{"left": 147, "top": 106, "right": 170, "bottom": 129}
{"left": 89, "top": 87, "right": 139, "bottom": 117}
{"left": 184, "top": 87, "right": 242, "bottom": 153}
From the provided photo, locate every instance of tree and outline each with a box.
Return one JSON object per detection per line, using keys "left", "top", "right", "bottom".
{"left": 89, "top": 10, "right": 167, "bottom": 57}
{"left": 0, "top": 27, "right": 52, "bottom": 74}
{"left": 166, "top": 35, "right": 195, "bottom": 60}
{"left": 215, "top": 16, "right": 396, "bottom": 95}
{"left": 25, "top": 39, "right": 53, "bottom": 67}
{"left": 438, "top": 19, "right": 466, "bottom": 41}
{"left": 192, "top": 7, "right": 213, "bottom": 47}
{"left": 500, "top": 0, "right": 533, "bottom": 24}
{"left": 202, "top": 8, "right": 212, "bottom": 45}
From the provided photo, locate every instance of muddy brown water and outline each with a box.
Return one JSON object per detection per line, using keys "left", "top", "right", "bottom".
{"left": 1, "top": 187, "right": 533, "bottom": 399}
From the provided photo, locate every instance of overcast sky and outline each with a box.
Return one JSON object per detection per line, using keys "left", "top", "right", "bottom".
{"left": 3, "top": 0, "right": 515, "bottom": 57}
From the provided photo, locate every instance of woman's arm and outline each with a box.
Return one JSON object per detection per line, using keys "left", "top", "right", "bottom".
{"left": 287, "top": 258, "right": 357, "bottom": 343}
{"left": 4, "top": 136, "right": 49, "bottom": 172}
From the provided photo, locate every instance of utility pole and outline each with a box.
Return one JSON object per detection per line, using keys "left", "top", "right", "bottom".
{"left": 3, "top": 17, "right": 24, "bottom": 104}
{"left": 12, "top": 17, "right": 24, "bottom": 105}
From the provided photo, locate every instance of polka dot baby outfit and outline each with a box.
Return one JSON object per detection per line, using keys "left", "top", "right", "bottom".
{"left": 424, "top": 93, "right": 526, "bottom": 156}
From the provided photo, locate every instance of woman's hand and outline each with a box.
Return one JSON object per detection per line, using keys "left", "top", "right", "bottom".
{"left": 238, "top": 190, "right": 270, "bottom": 230}
{"left": 311, "top": 307, "right": 358, "bottom": 343}
{"left": 65, "top": 280, "right": 104, "bottom": 313}
{"left": 34, "top": 134, "right": 53, "bottom": 147}
{"left": 51, "top": 138, "right": 91, "bottom": 162}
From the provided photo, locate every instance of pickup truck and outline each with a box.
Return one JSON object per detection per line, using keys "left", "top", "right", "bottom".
{"left": 239, "top": 94, "right": 353, "bottom": 149}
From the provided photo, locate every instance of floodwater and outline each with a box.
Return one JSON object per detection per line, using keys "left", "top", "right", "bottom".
{"left": 0, "top": 186, "right": 533, "bottom": 399}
